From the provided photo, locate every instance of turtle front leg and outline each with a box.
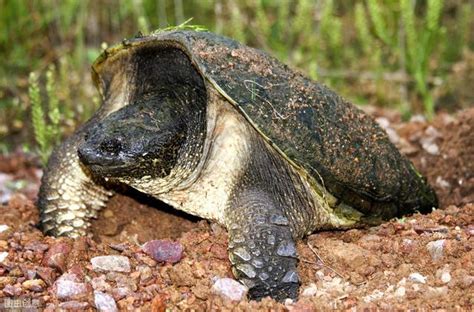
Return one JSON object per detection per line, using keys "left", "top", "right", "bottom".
{"left": 38, "top": 127, "right": 113, "bottom": 238}
{"left": 226, "top": 189, "right": 299, "bottom": 301}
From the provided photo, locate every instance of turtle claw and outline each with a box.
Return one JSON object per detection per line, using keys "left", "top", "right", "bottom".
{"left": 227, "top": 190, "right": 300, "bottom": 301}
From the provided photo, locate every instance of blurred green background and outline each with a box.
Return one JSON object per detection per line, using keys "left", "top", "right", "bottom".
{"left": 1, "top": 0, "right": 473, "bottom": 157}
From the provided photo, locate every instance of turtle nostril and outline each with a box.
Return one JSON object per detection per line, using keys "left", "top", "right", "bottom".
{"left": 99, "top": 138, "right": 123, "bottom": 155}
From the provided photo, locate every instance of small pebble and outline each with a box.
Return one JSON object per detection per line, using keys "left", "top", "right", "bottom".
{"left": 0, "top": 276, "right": 16, "bottom": 288}
{"left": 59, "top": 301, "right": 89, "bottom": 310}
{"left": 36, "top": 267, "right": 55, "bottom": 286}
{"left": 43, "top": 242, "right": 71, "bottom": 272}
{"left": 91, "top": 275, "right": 111, "bottom": 292}
{"left": 0, "top": 251, "right": 8, "bottom": 263}
{"left": 212, "top": 277, "right": 248, "bottom": 301}
{"left": 395, "top": 286, "right": 406, "bottom": 297}
{"left": 301, "top": 283, "right": 318, "bottom": 297}
{"left": 435, "top": 176, "right": 451, "bottom": 189}
{"left": 3, "top": 284, "right": 21, "bottom": 296}
{"left": 426, "top": 240, "right": 445, "bottom": 261}
{"left": 137, "top": 265, "right": 153, "bottom": 283}
{"left": 142, "top": 240, "right": 183, "bottom": 264}
{"left": 425, "top": 286, "right": 448, "bottom": 298}
{"left": 461, "top": 275, "right": 474, "bottom": 289}
{"left": 421, "top": 141, "right": 439, "bottom": 155}
{"left": 55, "top": 273, "right": 89, "bottom": 300}
{"left": 22, "top": 279, "right": 46, "bottom": 292}
{"left": 0, "top": 224, "right": 10, "bottom": 233}
{"left": 408, "top": 273, "right": 427, "bottom": 284}
{"left": 91, "top": 255, "right": 131, "bottom": 273}
{"left": 441, "top": 271, "right": 451, "bottom": 284}
{"left": 112, "top": 287, "right": 130, "bottom": 301}
{"left": 95, "top": 291, "right": 118, "bottom": 312}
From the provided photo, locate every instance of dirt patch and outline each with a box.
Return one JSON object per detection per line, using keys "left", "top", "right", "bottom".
{"left": 0, "top": 108, "right": 472, "bottom": 310}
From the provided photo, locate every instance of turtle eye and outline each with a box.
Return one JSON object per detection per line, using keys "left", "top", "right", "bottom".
{"left": 99, "top": 138, "right": 123, "bottom": 155}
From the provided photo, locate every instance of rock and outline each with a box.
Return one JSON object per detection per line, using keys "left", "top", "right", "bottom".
{"left": 0, "top": 224, "right": 10, "bottom": 233}
{"left": 425, "top": 286, "right": 448, "bottom": 298}
{"left": 25, "top": 241, "right": 49, "bottom": 252}
{"left": 426, "top": 240, "right": 445, "bottom": 261}
{"left": 400, "top": 239, "right": 415, "bottom": 254}
{"left": 59, "top": 301, "right": 89, "bottom": 310}
{"left": 112, "top": 287, "right": 131, "bottom": 301}
{"left": 26, "top": 269, "right": 37, "bottom": 280}
{"left": 36, "top": 267, "right": 56, "bottom": 286}
{"left": 363, "top": 289, "right": 384, "bottom": 303}
{"left": 301, "top": 283, "right": 318, "bottom": 297}
{"left": 0, "top": 251, "right": 8, "bottom": 263}
{"left": 211, "top": 277, "right": 248, "bottom": 301}
{"left": 422, "top": 142, "right": 440, "bottom": 155}
{"left": 408, "top": 273, "right": 427, "bottom": 284}
{"left": 95, "top": 291, "right": 118, "bottom": 312}
{"left": 55, "top": 273, "right": 89, "bottom": 300}
{"left": 436, "top": 267, "right": 452, "bottom": 284}
{"left": 22, "top": 279, "right": 46, "bottom": 292}
{"left": 441, "top": 271, "right": 451, "bottom": 284}
{"left": 43, "top": 242, "right": 71, "bottom": 272}
{"left": 460, "top": 275, "right": 474, "bottom": 289}
{"left": 109, "top": 243, "right": 129, "bottom": 252}
{"left": 137, "top": 265, "right": 153, "bottom": 283}
{"left": 0, "top": 276, "right": 16, "bottom": 288}
{"left": 43, "top": 303, "right": 57, "bottom": 312}
{"left": 420, "top": 126, "right": 441, "bottom": 155}
{"left": 3, "top": 284, "right": 21, "bottom": 296}
{"left": 435, "top": 176, "right": 451, "bottom": 189}
{"left": 91, "top": 255, "right": 131, "bottom": 273}
{"left": 192, "top": 281, "right": 210, "bottom": 300}
{"left": 142, "top": 240, "right": 183, "bottom": 264}
{"left": 395, "top": 286, "right": 406, "bottom": 297}
{"left": 91, "top": 275, "right": 111, "bottom": 292}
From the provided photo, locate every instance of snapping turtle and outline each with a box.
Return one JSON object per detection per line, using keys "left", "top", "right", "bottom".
{"left": 38, "top": 30, "right": 437, "bottom": 301}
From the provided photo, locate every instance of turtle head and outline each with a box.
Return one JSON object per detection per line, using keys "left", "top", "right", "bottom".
{"left": 79, "top": 44, "right": 207, "bottom": 187}
{"left": 78, "top": 93, "right": 189, "bottom": 180}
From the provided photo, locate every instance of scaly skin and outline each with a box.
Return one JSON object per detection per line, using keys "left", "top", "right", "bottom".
{"left": 38, "top": 122, "right": 113, "bottom": 238}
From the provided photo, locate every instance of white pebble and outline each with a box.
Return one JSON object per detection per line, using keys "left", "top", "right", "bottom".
{"left": 435, "top": 176, "right": 451, "bottom": 189}
{"left": 395, "top": 286, "right": 406, "bottom": 297}
{"left": 212, "top": 277, "right": 248, "bottom": 301}
{"left": 301, "top": 283, "right": 318, "bottom": 297}
{"left": 55, "top": 273, "right": 88, "bottom": 300}
{"left": 0, "top": 251, "right": 8, "bottom": 263}
{"left": 91, "top": 256, "right": 131, "bottom": 273}
{"left": 410, "top": 115, "right": 426, "bottom": 123}
{"left": 0, "top": 224, "right": 9, "bottom": 233}
{"left": 441, "top": 271, "right": 451, "bottom": 284}
{"left": 426, "top": 240, "right": 445, "bottom": 261}
{"left": 408, "top": 273, "right": 427, "bottom": 284}
{"left": 421, "top": 141, "right": 440, "bottom": 155}
{"left": 94, "top": 291, "right": 118, "bottom": 312}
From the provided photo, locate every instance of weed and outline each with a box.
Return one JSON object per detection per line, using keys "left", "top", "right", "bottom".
{"left": 0, "top": 0, "right": 472, "bottom": 152}
{"left": 29, "top": 67, "right": 62, "bottom": 166}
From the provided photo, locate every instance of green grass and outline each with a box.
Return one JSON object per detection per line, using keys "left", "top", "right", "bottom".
{"left": 0, "top": 0, "right": 472, "bottom": 154}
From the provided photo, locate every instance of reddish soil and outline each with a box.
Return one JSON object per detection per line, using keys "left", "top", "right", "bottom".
{"left": 0, "top": 108, "right": 473, "bottom": 311}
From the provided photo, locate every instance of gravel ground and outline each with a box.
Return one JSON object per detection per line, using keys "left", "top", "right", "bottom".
{"left": 0, "top": 107, "right": 472, "bottom": 311}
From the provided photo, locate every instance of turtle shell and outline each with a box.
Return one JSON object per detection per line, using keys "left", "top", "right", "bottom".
{"left": 92, "top": 30, "right": 438, "bottom": 219}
